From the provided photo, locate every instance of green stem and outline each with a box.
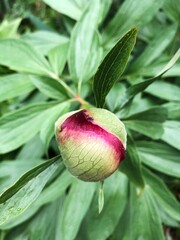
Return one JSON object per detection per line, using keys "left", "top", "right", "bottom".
{"left": 98, "top": 180, "right": 104, "bottom": 214}
{"left": 77, "top": 80, "right": 82, "bottom": 97}
{"left": 48, "top": 72, "right": 77, "bottom": 98}
{"left": 48, "top": 71, "right": 91, "bottom": 108}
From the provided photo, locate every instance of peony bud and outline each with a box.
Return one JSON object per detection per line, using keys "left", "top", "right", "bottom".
{"left": 55, "top": 108, "right": 127, "bottom": 182}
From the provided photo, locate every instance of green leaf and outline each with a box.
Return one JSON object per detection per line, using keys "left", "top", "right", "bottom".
{"left": 0, "top": 156, "right": 61, "bottom": 225}
{"left": 1, "top": 170, "right": 73, "bottom": 229}
{"left": 48, "top": 42, "right": 69, "bottom": 76}
{"left": 17, "top": 135, "right": 45, "bottom": 159}
{"left": 59, "top": 180, "right": 96, "bottom": 240}
{"left": 68, "top": 0, "right": 102, "bottom": 84}
{"left": 145, "top": 80, "right": 180, "bottom": 101}
{"left": 124, "top": 107, "right": 167, "bottom": 139}
{"left": 0, "top": 74, "right": 35, "bottom": 102}
{"left": 144, "top": 168, "right": 180, "bottom": 221}
{"left": 93, "top": 27, "right": 137, "bottom": 108}
{"left": 98, "top": 0, "right": 112, "bottom": 25}
{"left": 161, "top": 121, "right": 180, "bottom": 150}
{"left": 124, "top": 121, "right": 164, "bottom": 139}
{"left": 130, "top": 184, "right": 164, "bottom": 240}
{"left": 163, "top": 0, "right": 180, "bottom": 22}
{"left": 23, "top": 30, "right": 69, "bottom": 55}
{"left": 120, "top": 48, "right": 180, "bottom": 108}
{"left": 125, "top": 107, "right": 167, "bottom": 122}
{"left": 30, "top": 75, "right": 68, "bottom": 100}
{"left": 0, "top": 39, "right": 53, "bottom": 77}
{"left": 0, "top": 18, "right": 21, "bottom": 39}
{"left": 163, "top": 102, "right": 180, "bottom": 120}
{"left": 130, "top": 24, "right": 177, "bottom": 70}
{"left": 106, "top": 83, "right": 127, "bottom": 112}
{"left": 40, "top": 101, "right": 70, "bottom": 149}
{"left": 103, "top": 0, "right": 165, "bottom": 46}
{"left": 0, "top": 101, "right": 60, "bottom": 153}
{"left": 119, "top": 136, "right": 145, "bottom": 187}
{"left": 6, "top": 200, "right": 60, "bottom": 240}
{"left": 137, "top": 141, "right": 180, "bottom": 177}
{"left": 0, "top": 159, "right": 42, "bottom": 193}
{"left": 43, "top": 0, "right": 86, "bottom": 20}
{"left": 135, "top": 61, "right": 180, "bottom": 78}
{"left": 78, "top": 172, "right": 128, "bottom": 240}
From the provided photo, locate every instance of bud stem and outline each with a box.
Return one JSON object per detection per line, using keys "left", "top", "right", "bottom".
{"left": 98, "top": 181, "right": 104, "bottom": 214}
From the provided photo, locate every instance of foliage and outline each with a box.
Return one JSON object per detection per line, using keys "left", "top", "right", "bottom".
{"left": 0, "top": 0, "right": 180, "bottom": 239}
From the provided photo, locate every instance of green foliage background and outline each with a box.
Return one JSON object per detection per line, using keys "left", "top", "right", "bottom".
{"left": 0, "top": 0, "right": 180, "bottom": 239}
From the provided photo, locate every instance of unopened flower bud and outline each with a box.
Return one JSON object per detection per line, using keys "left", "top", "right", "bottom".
{"left": 55, "top": 108, "right": 127, "bottom": 182}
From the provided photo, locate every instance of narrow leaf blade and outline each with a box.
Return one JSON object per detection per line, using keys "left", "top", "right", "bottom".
{"left": 0, "top": 156, "right": 61, "bottom": 225}
{"left": 93, "top": 27, "right": 137, "bottom": 107}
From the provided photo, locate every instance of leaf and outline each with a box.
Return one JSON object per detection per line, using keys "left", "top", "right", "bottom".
{"left": 68, "top": 0, "right": 102, "bottom": 85}
{"left": 30, "top": 75, "right": 68, "bottom": 100}
{"left": 124, "top": 121, "right": 164, "bottom": 139}
{"left": 1, "top": 170, "right": 73, "bottom": 229}
{"left": 130, "top": 24, "right": 177, "bottom": 69}
{"left": 43, "top": 0, "right": 86, "bottom": 20}
{"left": 120, "top": 48, "right": 180, "bottom": 108}
{"left": 0, "top": 159, "right": 42, "bottom": 193}
{"left": 0, "top": 74, "right": 35, "bottom": 102}
{"left": 161, "top": 121, "right": 180, "bottom": 150}
{"left": 136, "top": 62, "right": 180, "bottom": 78}
{"left": 106, "top": 83, "right": 127, "bottom": 112}
{"left": 23, "top": 30, "right": 69, "bottom": 55}
{"left": 163, "top": 102, "right": 180, "bottom": 120}
{"left": 163, "top": 0, "right": 180, "bottom": 22}
{"left": 98, "top": 0, "right": 112, "bottom": 24}
{"left": 144, "top": 168, "right": 180, "bottom": 221}
{"left": 59, "top": 180, "right": 96, "bottom": 240}
{"left": 93, "top": 27, "right": 137, "bottom": 108}
{"left": 130, "top": 184, "right": 164, "bottom": 240}
{"left": 6, "top": 200, "right": 60, "bottom": 240}
{"left": 125, "top": 107, "right": 167, "bottom": 122}
{"left": 137, "top": 141, "right": 180, "bottom": 177}
{"left": 103, "top": 0, "right": 165, "bottom": 46}
{"left": 78, "top": 172, "right": 128, "bottom": 240}
{"left": 0, "top": 18, "right": 21, "bottom": 39}
{"left": 145, "top": 80, "right": 180, "bottom": 101}
{"left": 0, "top": 156, "right": 61, "bottom": 225}
{"left": 40, "top": 101, "right": 70, "bottom": 149}
{"left": 17, "top": 135, "right": 45, "bottom": 159}
{"left": 124, "top": 107, "right": 167, "bottom": 139}
{"left": 0, "top": 101, "right": 61, "bottom": 153}
{"left": 0, "top": 39, "right": 53, "bottom": 77}
{"left": 119, "top": 135, "right": 145, "bottom": 187}
{"left": 48, "top": 42, "right": 69, "bottom": 76}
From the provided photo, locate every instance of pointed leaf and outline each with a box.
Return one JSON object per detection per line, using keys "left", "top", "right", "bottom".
{"left": 0, "top": 102, "right": 60, "bottom": 153}
{"left": 0, "top": 39, "right": 53, "bottom": 77}
{"left": 120, "top": 48, "right": 180, "bottom": 108}
{"left": 78, "top": 172, "right": 128, "bottom": 240}
{"left": 130, "top": 184, "right": 164, "bottom": 240}
{"left": 144, "top": 168, "right": 180, "bottom": 221}
{"left": 161, "top": 121, "right": 180, "bottom": 150}
{"left": 0, "top": 74, "right": 35, "bottom": 102}
{"left": 43, "top": 0, "right": 86, "bottom": 20}
{"left": 68, "top": 0, "right": 102, "bottom": 84}
{"left": 59, "top": 180, "right": 96, "bottom": 240}
{"left": 0, "top": 156, "right": 61, "bottom": 225}
{"left": 93, "top": 27, "right": 137, "bottom": 107}
{"left": 103, "top": 0, "right": 165, "bottom": 46}
{"left": 137, "top": 141, "right": 180, "bottom": 177}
